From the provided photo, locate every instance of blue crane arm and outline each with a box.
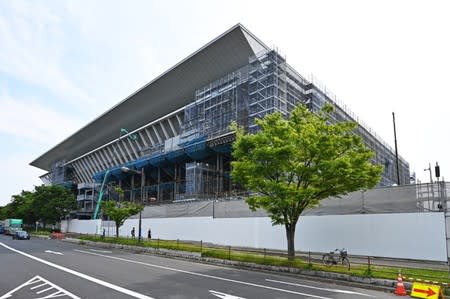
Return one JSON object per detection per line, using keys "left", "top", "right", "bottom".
{"left": 93, "top": 170, "right": 110, "bottom": 219}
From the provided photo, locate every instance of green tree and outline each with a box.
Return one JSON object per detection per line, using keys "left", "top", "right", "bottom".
{"left": 114, "top": 187, "right": 124, "bottom": 202}
{"left": 32, "top": 185, "right": 77, "bottom": 226}
{"left": 0, "top": 205, "right": 7, "bottom": 220}
{"left": 231, "top": 104, "right": 383, "bottom": 260}
{"left": 8, "top": 190, "right": 36, "bottom": 224}
{"left": 102, "top": 198, "right": 143, "bottom": 238}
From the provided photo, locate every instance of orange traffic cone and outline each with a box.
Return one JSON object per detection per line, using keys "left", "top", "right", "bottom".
{"left": 394, "top": 272, "right": 407, "bottom": 296}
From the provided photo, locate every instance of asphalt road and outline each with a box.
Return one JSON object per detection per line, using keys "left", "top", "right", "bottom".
{"left": 0, "top": 234, "right": 399, "bottom": 299}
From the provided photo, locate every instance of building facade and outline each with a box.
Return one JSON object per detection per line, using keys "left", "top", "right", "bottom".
{"left": 31, "top": 24, "right": 409, "bottom": 219}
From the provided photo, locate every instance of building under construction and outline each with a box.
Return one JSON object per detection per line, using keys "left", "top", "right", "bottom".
{"left": 30, "top": 24, "right": 410, "bottom": 219}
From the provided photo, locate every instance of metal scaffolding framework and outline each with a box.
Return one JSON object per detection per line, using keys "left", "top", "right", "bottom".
{"left": 41, "top": 49, "right": 411, "bottom": 218}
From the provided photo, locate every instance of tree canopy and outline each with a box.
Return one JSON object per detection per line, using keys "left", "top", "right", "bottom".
{"left": 1, "top": 185, "right": 76, "bottom": 226}
{"left": 102, "top": 198, "right": 143, "bottom": 238}
{"left": 32, "top": 185, "right": 77, "bottom": 225}
{"left": 8, "top": 190, "right": 36, "bottom": 223}
{"left": 231, "top": 104, "right": 383, "bottom": 260}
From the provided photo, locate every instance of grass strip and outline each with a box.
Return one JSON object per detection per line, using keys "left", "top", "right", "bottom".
{"left": 79, "top": 235, "right": 449, "bottom": 283}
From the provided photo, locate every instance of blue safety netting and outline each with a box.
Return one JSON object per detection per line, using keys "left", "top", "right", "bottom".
{"left": 167, "top": 148, "right": 189, "bottom": 163}
{"left": 211, "top": 143, "right": 232, "bottom": 153}
{"left": 133, "top": 156, "right": 151, "bottom": 169}
{"left": 92, "top": 134, "right": 233, "bottom": 183}
{"left": 184, "top": 136, "right": 212, "bottom": 160}
{"left": 149, "top": 151, "right": 171, "bottom": 168}
{"left": 92, "top": 164, "right": 131, "bottom": 183}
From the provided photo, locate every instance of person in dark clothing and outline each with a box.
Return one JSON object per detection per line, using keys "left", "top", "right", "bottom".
{"left": 131, "top": 227, "right": 135, "bottom": 238}
{"left": 147, "top": 228, "right": 152, "bottom": 239}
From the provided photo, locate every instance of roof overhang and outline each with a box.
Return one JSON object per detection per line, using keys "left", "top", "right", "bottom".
{"left": 30, "top": 24, "right": 268, "bottom": 171}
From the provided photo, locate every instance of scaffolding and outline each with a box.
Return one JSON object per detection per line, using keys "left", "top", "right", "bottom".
{"left": 184, "top": 65, "right": 249, "bottom": 139}
{"left": 42, "top": 160, "right": 76, "bottom": 187}
{"left": 248, "top": 50, "right": 288, "bottom": 132}
{"left": 84, "top": 48, "right": 411, "bottom": 211}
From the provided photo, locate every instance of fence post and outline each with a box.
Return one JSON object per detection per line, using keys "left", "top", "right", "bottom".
{"left": 264, "top": 248, "right": 266, "bottom": 260}
{"left": 368, "top": 256, "right": 371, "bottom": 272}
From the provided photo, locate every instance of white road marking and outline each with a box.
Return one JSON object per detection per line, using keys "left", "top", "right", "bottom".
{"left": 31, "top": 282, "right": 48, "bottom": 289}
{"left": 37, "top": 286, "right": 53, "bottom": 294}
{"left": 0, "top": 275, "right": 80, "bottom": 299}
{"left": 209, "top": 290, "right": 246, "bottom": 299}
{"left": 266, "top": 279, "right": 376, "bottom": 297}
{"left": 43, "top": 290, "right": 69, "bottom": 299}
{"left": 89, "top": 249, "right": 112, "bottom": 253}
{"left": 45, "top": 250, "right": 64, "bottom": 255}
{"left": 0, "top": 242, "right": 154, "bottom": 299}
{"left": 74, "top": 249, "right": 333, "bottom": 299}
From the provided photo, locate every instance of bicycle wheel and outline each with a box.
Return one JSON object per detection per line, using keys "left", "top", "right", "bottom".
{"left": 341, "top": 257, "right": 350, "bottom": 270}
{"left": 322, "top": 254, "right": 334, "bottom": 266}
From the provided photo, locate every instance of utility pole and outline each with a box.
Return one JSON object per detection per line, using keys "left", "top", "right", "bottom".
{"left": 392, "top": 112, "right": 401, "bottom": 185}
{"left": 139, "top": 167, "right": 145, "bottom": 242}
{"left": 425, "top": 162, "right": 433, "bottom": 184}
{"left": 424, "top": 162, "right": 434, "bottom": 200}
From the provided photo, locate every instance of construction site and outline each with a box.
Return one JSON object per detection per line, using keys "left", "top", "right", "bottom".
{"left": 31, "top": 24, "right": 410, "bottom": 219}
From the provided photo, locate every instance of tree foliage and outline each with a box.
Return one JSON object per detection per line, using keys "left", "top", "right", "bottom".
{"left": 32, "top": 185, "right": 77, "bottom": 225}
{"left": 8, "top": 191, "right": 36, "bottom": 223}
{"left": 0, "top": 206, "right": 6, "bottom": 220}
{"left": 231, "top": 104, "right": 383, "bottom": 260}
{"left": 0, "top": 185, "right": 76, "bottom": 226}
{"left": 102, "top": 198, "right": 143, "bottom": 238}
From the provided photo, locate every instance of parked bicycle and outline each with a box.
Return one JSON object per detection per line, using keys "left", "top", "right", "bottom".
{"left": 322, "top": 248, "right": 350, "bottom": 270}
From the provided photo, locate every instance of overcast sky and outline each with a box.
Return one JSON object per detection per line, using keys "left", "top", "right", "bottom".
{"left": 0, "top": 0, "right": 449, "bottom": 206}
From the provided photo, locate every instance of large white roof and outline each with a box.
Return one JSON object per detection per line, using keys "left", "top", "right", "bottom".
{"left": 31, "top": 24, "right": 268, "bottom": 171}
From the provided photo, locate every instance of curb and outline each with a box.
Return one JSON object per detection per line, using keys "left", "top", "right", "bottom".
{"left": 30, "top": 234, "right": 50, "bottom": 240}
{"left": 64, "top": 238, "right": 404, "bottom": 293}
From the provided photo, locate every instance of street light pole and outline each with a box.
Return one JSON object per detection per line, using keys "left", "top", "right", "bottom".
{"left": 424, "top": 163, "right": 434, "bottom": 198}
{"left": 138, "top": 167, "right": 144, "bottom": 242}
{"left": 392, "top": 112, "right": 401, "bottom": 185}
{"left": 424, "top": 163, "right": 433, "bottom": 184}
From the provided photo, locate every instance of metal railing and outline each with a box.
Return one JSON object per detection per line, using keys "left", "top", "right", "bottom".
{"left": 74, "top": 233, "right": 449, "bottom": 285}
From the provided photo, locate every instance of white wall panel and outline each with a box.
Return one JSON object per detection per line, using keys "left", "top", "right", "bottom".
{"left": 63, "top": 219, "right": 101, "bottom": 235}
{"left": 65, "top": 212, "right": 447, "bottom": 261}
{"left": 296, "top": 213, "right": 446, "bottom": 261}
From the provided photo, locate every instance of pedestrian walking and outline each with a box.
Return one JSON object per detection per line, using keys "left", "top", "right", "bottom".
{"left": 147, "top": 228, "right": 152, "bottom": 239}
{"left": 131, "top": 227, "right": 135, "bottom": 238}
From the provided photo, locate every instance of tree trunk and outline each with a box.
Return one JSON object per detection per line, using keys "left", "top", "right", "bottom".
{"left": 285, "top": 223, "right": 296, "bottom": 261}
{"left": 115, "top": 224, "right": 119, "bottom": 238}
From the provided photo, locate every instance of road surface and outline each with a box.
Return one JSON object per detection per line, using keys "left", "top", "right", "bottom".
{"left": 0, "top": 234, "right": 398, "bottom": 298}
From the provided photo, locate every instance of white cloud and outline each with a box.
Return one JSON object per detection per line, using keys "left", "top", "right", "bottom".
{"left": 0, "top": 152, "right": 45, "bottom": 206}
{"left": 0, "top": 89, "right": 84, "bottom": 206}
{"left": 0, "top": 1, "right": 94, "bottom": 109}
{"left": 0, "top": 91, "right": 84, "bottom": 147}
